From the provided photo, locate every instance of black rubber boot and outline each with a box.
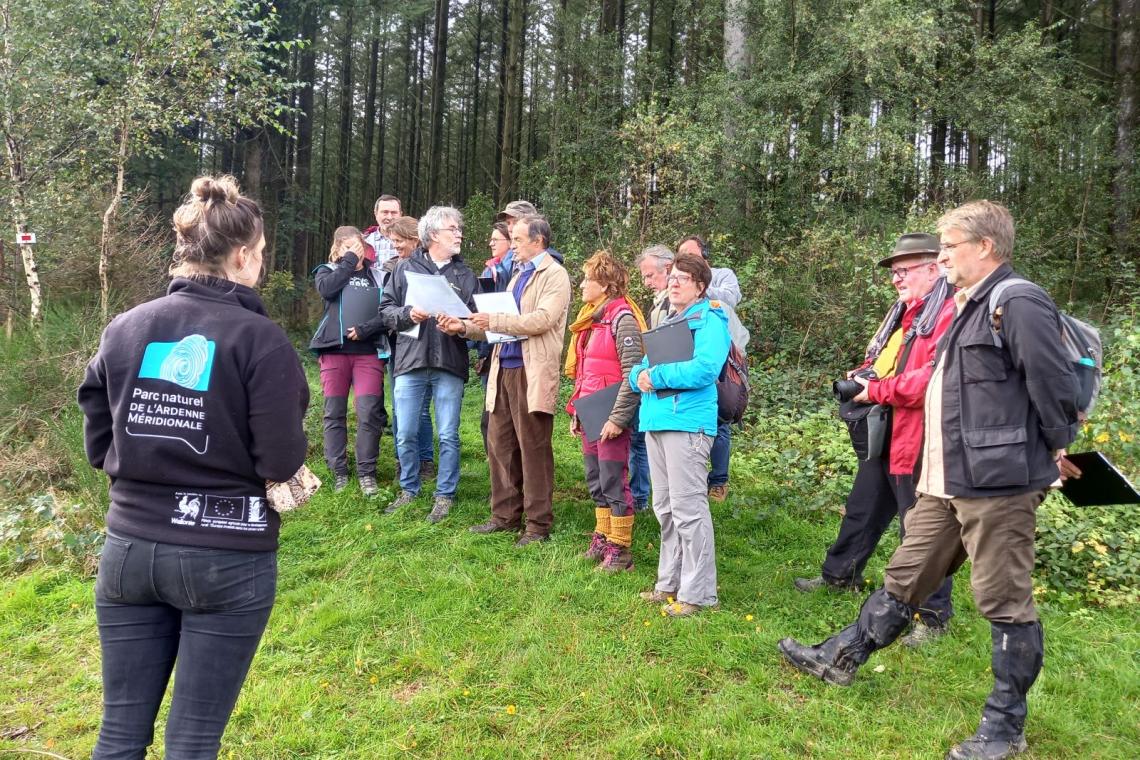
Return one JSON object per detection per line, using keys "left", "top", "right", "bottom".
{"left": 778, "top": 588, "right": 913, "bottom": 686}
{"left": 322, "top": 397, "right": 349, "bottom": 476}
{"left": 354, "top": 394, "right": 383, "bottom": 477}
{"left": 946, "top": 621, "right": 1043, "bottom": 760}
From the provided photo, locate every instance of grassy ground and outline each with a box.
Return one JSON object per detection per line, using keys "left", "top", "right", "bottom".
{"left": 2, "top": 376, "right": 1138, "bottom": 759}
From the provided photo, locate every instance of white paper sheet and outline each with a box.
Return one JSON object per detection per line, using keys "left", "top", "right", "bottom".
{"left": 404, "top": 271, "right": 473, "bottom": 318}
{"left": 473, "top": 292, "right": 527, "bottom": 344}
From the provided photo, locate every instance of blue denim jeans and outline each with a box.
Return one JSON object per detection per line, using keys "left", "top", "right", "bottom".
{"left": 390, "top": 368, "right": 434, "bottom": 463}
{"left": 707, "top": 421, "right": 732, "bottom": 487}
{"left": 93, "top": 531, "right": 276, "bottom": 760}
{"left": 394, "top": 368, "right": 464, "bottom": 498}
{"left": 628, "top": 426, "right": 650, "bottom": 509}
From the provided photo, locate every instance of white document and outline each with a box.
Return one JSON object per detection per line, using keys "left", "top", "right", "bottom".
{"left": 404, "top": 271, "right": 472, "bottom": 318}
{"left": 473, "top": 292, "right": 528, "bottom": 344}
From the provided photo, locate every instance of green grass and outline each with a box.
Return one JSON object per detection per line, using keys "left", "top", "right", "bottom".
{"left": 2, "top": 378, "right": 1138, "bottom": 759}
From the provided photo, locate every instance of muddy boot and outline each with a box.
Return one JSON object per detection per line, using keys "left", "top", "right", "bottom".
{"left": 778, "top": 588, "right": 912, "bottom": 686}
{"left": 945, "top": 621, "right": 1043, "bottom": 760}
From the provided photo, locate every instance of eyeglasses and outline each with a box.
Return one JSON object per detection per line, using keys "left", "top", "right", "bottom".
{"left": 667, "top": 273, "right": 694, "bottom": 285}
{"left": 443, "top": 226, "right": 463, "bottom": 235}
{"left": 939, "top": 238, "right": 975, "bottom": 253}
{"left": 890, "top": 262, "right": 935, "bottom": 281}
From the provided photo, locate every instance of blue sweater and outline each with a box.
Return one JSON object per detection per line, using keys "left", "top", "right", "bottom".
{"left": 629, "top": 299, "right": 730, "bottom": 435}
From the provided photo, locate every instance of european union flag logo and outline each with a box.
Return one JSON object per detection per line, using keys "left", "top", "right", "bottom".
{"left": 138, "top": 334, "right": 216, "bottom": 391}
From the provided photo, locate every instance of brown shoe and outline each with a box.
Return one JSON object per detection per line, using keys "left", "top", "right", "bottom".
{"left": 597, "top": 543, "right": 633, "bottom": 573}
{"left": 708, "top": 484, "right": 728, "bottom": 502}
{"left": 639, "top": 589, "right": 675, "bottom": 604}
{"left": 419, "top": 459, "right": 436, "bottom": 479}
{"left": 663, "top": 601, "right": 712, "bottom": 617}
{"left": 514, "top": 532, "right": 549, "bottom": 548}
{"left": 469, "top": 520, "right": 520, "bottom": 534}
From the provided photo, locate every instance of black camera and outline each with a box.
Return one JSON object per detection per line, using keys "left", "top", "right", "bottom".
{"left": 833, "top": 369, "right": 877, "bottom": 402}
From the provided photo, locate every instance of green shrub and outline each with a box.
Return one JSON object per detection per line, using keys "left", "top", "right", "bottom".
{"left": 0, "top": 491, "right": 104, "bottom": 575}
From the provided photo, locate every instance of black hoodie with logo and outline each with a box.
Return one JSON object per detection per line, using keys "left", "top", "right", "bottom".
{"left": 78, "top": 277, "right": 310, "bottom": 551}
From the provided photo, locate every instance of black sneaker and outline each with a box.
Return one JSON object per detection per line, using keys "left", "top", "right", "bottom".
{"left": 945, "top": 732, "right": 1027, "bottom": 760}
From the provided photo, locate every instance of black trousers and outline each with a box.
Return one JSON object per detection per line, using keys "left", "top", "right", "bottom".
{"left": 821, "top": 456, "right": 954, "bottom": 625}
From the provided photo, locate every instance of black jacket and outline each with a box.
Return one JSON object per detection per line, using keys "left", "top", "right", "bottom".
{"left": 379, "top": 250, "right": 479, "bottom": 381}
{"left": 78, "top": 277, "right": 310, "bottom": 552}
{"left": 934, "top": 264, "right": 1079, "bottom": 497}
{"left": 309, "top": 252, "right": 390, "bottom": 356}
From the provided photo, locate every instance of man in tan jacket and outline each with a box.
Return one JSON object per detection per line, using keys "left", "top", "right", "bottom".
{"left": 442, "top": 216, "right": 572, "bottom": 545}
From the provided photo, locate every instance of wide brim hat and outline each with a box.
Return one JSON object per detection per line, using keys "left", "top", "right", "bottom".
{"left": 495, "top": 200, "right": 538, "bottom": 222}
{"left": 877, "top": 232, "right": 940, "bottom": 268}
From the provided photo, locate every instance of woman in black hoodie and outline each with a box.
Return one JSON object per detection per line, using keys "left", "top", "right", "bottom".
{"left": 309, "top": 226, "right": 391, "bottom": 496}
{"left": 78, "top": 175, "right": 309, "bottom": 759}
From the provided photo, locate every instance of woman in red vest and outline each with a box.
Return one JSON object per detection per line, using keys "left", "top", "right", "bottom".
{"left": 565, "top": 251, "right": 647, "bottom": 572}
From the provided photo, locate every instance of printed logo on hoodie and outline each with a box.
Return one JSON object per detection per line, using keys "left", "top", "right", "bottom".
{"left": 126, "top": 334, "right": 215, "bottom": 454}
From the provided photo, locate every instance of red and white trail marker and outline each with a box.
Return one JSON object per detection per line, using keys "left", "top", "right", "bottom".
{"left": 16, "top": 231, "right": 36, "bottom": 245}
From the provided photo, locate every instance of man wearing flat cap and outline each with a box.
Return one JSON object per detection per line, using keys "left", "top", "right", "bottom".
{"left": 794, "top": 232, "right": 958, "bottom": 645}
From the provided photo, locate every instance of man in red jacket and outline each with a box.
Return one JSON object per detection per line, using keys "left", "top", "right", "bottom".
{"left": 794, "top": 233, "right": 957, "bottom": 645}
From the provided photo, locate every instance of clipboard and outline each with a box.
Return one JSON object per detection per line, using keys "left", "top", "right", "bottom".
{"left": 1059, "top": 451, "right": 1140, "bottom": 506}
{"left": 572, "top": 382, "right": 623, "bottom": 443}
{"left": 641, "top": 318, "right": 694, "bottom": 399}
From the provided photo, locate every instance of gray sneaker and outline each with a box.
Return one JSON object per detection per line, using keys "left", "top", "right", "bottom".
{"left": 359, "top": 475, "right": 378, "bottom": 497}
{"left": 333, "top": 474, "right": 349, "bottom": 493}
{"left": 427, "top": 495, "right": 453, "bottom": 524}
{"left": 384, "top": 490, "right": 415, "bottom": 514}
{"left": 901, "top": 621, "right": 948, "bottom": 648}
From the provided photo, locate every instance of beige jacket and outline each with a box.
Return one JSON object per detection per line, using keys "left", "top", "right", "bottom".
{"left": 464, "top": 252, "right": 571, "bottom": 415}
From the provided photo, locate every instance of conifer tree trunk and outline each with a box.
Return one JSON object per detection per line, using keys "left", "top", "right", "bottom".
{"left": 427, "top": 0, "right": 451, "bottom": 203}
{"left": 1114, "top": 0, "right": 1138, "bottom": 263}
{"left": 497, "top": 0, "right": 525, "bottom": 201}
{"left": 360, "top": 12, "right": 381, "bottom": 221}
{"left": 292, "top": 0, "right": 319, "bottom": 281}
{"left": 334, "top": 4, "right": 355, "bottom": 224}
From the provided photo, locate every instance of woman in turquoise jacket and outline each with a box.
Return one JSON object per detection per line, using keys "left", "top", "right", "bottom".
{"left": 629, "top": 251, "right": 731, "bottom": 616}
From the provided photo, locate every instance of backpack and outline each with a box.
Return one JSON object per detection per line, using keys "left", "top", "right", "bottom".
{"left": 988, "top": 278, "right": 1102, "bottom": 416}
{"left": 717, "top": 342, "right": 750, "bottom": 424}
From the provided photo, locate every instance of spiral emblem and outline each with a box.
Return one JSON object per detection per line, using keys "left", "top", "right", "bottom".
{"left": 159, "top": 334, "right": 211, "bottom": 389}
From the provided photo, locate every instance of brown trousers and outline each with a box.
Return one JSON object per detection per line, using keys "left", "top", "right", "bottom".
{"left": 487, "top": 367, "right": 555, "bottom": 536}
{"left": 884, "top": 490, "right": 1046, "bottom": 624}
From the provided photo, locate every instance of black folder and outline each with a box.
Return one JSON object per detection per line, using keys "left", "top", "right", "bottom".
{"left": 478, "top": 276, "right": 497, "bottom": 294}
{"left": 340, "top": 285, "right": 382, "bottom": 328}
{"left": 641, "top": 318, "right": 694, "bottom": 398}
{"left": 1060, "top": 451, "right": 1140, "bottom": 506}
{"left": 573, "top": 382, "right": 623, "bottom": 443}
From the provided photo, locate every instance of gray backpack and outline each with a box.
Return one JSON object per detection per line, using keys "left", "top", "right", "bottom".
{"left": 988, "top": 278, "right": 1102, "bottom": 416}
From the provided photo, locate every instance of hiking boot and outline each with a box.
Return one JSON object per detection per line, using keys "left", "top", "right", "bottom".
{"left": 419, "top": 459, "right": 436, "bottom": 479}
{"left": 598, "top": 543, "right": 633, "bottom": 573}
{"left": 384, "top": 489, "right": 415, "bottom": 514}
{"left": 708, "top": 484, "right": 728, "bottom": 502}
{"left": 778, "top": 588, "right": 913, "bottom": 686}
{"left": 427, "top": 495, "right": 453, "bottom": 524}
{"left": 663, "top": 601, "right": 711, "bottom": 618}
{"left": 514, "top": 532, "right": 549, "bottom": 548}
{"left": 639, "top": 589, "right": 674, "bottom": 604}
{"left": 359, "top": 475, "right": 379, "bottom": 497}
{"left": 902, "top": 620, "right": 949, "bottom": 648}
{"left": 333, "top": 474, "right": 349, "bottom": 493}
{"left": 469, "top": 520, "right": 520, "bottom": 534}
{"left": 945, "top": 733, "right": 1028, "bottom": 760}
{"left": 584, "top": 532, "right": 607, "bottom": 562}
{"left": 793, "top": 575, "right": 864, "bottom": 594}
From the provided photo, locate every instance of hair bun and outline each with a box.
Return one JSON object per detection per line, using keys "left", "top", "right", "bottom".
{"left": 190, "top": 175, "right": 240, "bottom": 206}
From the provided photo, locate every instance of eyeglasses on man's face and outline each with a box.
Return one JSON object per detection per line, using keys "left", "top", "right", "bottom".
{"left": 442, "top": 225, "right": 463, "bottom": 235}
{"left": 890, "top": 262, "right": 934, "bottom": 281}
{"left": 939, "top": 238, "right": 976, "bottom": 254}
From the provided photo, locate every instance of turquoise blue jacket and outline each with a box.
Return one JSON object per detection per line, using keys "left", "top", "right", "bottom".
{"left": 629, "top": 299, "right": 730, "bottom": 435}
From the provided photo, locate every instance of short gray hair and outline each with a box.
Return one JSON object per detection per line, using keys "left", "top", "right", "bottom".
{"left": 516, "top": 215, "right": 551, "bottom": 249}
{"left": 937, "top": 200, "right": 1014, "bottom": 262}
{"left": 418, "top": 205, "right": 463, "bottom": 248}
{"left": 637, "top": 244, "right": 674, "bottom": 271}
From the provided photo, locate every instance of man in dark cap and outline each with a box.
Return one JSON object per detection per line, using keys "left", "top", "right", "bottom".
{"left": 780, "top": 202, "right": 1081, "bottom": 760}
{"left": 793, "top": 232, "right": 958, "bottom": 646}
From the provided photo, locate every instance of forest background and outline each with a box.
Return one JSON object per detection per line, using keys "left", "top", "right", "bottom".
{"left": 2, "top": 0, "right": 1139, "bottom": 601}
{"left": 1, "top": 0, "right": 1139, "bottom": 755}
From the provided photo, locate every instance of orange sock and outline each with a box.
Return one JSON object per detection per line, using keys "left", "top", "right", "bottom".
{"left": 594, "top": 507, "right": 611, "bottom": 536}
{"left": 607, "top": 514, "right": 635, "bottom": 547}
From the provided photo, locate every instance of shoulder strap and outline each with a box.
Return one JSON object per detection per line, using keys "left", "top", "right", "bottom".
{"left": 986, "top": 277, "right": 1041, "bottom": 350}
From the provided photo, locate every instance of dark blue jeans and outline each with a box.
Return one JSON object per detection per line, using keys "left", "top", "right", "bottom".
{"left": 707, "top": 422, "right": 732, "bottom": 487}
{"left": 93, "top": 531, "right": 277, "bottom": 760}
{"left": 628, "top": 420, "right": 650, "bottom": 509}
